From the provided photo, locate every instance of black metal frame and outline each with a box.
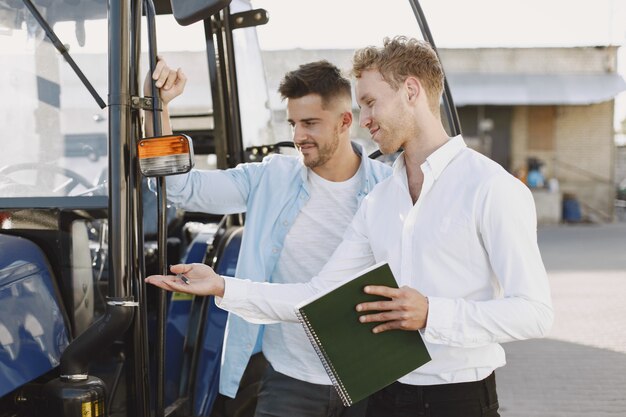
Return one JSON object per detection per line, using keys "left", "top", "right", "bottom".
{"left": 108, "top": 0, "right": 152, "bottom": 414}
{"left": 105, "top": 1, "right": 246, "bottom": 414}
{"left": 204, "top": 6, "right": 245, "bottom": 169}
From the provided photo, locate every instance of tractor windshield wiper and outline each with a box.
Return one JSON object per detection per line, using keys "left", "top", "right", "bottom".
{"left": 22, "top": 0, "right": 107, "bottom": 109}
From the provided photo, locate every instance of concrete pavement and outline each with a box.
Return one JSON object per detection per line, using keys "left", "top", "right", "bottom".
{"left": 496, "top": 223, "right": 626, "bottom": 417}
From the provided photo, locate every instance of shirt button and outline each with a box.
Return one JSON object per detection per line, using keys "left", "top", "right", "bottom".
{"left": 283, "top": 221, "right": 288, "bottom": 226}
{"left": 272, "top": 248, "right": 278, "bottom": 254}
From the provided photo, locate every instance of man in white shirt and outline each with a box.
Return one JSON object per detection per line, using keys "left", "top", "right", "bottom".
{"left": 145, "top": 59, "right": 391, "bottom": 417}
{"left": 146, "top": 37, "right": 553, "bottom": 417}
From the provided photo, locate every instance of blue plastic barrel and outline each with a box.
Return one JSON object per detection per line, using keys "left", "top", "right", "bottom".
{"left": 562, "top": 198, "right": 582, "bottom": 222}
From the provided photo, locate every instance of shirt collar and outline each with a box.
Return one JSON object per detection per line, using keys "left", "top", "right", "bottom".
{"left": 351, "top": 141, "right": 369, "bottom": 186}
{"left": 391, "top": 135, "right": 467, "bottom": 180}
{"left": 425, "top": 135, "right": 467, "bottom": 180}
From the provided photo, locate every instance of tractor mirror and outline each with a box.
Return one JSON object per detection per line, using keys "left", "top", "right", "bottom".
{"left": 170, "top": 0, "right": 231, "bottom": 26}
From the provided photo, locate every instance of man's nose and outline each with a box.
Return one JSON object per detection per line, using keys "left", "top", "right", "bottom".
{"left": 359, "top": 112, "right": 371, "bottom": 129}
{"left": 292, "top": 125, "right": 306, "bottom": 141}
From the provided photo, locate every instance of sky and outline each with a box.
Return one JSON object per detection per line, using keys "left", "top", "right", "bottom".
{"left": 251, "top": 0, "right": 626, "bottom": 49}
{"left": 432, "top": 0, "right": 626, "bottom": 48}
{"left": 36, "top": 0, "right": 626, "bottom": 52}
{"left": 54, "top": 0, "right": 617, "bottom": 52}
{"left": 5, "top": 0, "right": 626, "bottom": 127}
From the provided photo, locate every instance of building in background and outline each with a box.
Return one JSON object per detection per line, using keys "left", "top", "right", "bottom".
{"left": 262, "top": 46, "right": 626, "bottom": 224}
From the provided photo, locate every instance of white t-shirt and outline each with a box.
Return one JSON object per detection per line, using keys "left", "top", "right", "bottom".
{"left": 262, "top": 167, "right": 361, "bottom": 384}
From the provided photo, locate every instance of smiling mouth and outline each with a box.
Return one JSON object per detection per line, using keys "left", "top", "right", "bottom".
{"left": 297, "top": 142, "right": 317, "bottom": 151}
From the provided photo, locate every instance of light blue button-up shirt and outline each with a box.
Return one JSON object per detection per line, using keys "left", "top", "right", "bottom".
{"left": 166, "top": 143, "right": 391, "bottom": 397}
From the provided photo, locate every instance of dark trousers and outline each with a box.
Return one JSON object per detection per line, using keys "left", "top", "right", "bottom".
{"left": 211, "top": 353, "right": 269, "bottom": 417}
{"left": 366, "top": 373, "right": 500, "bottom": 417}
{"left": 254, "top": 364, "right": 368, "bottom": 417}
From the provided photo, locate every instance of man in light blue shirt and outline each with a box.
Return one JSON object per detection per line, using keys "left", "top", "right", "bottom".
{"left": 146, "top": 59, "right": 391, "bottom": 417}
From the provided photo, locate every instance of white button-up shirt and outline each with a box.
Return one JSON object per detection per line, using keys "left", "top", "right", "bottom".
{"left": 218, "top": 135, "right": 553, "bottom": 386}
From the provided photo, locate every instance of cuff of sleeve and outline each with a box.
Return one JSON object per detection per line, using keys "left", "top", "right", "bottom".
{"left": 214, "top": 276, "right": 246, "bottom": 310}
{"left": 423, "top": 296, "right": 455, "bottom": 344}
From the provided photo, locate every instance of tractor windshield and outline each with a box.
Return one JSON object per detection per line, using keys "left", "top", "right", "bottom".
{"left": 0, "top": 0, "right": 110, "bottom": 198}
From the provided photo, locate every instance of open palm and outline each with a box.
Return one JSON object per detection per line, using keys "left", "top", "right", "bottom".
{"left": 145, "top": 263, "right": 225, "bottom": 297}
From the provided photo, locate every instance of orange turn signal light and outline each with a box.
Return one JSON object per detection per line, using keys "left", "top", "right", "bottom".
{"left": 138, "top": 134, "right": 194, "bottom": 177}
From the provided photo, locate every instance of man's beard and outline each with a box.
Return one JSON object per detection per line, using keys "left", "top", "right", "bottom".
{"left": 375, "top": 114, "right": 415, "bottom": 155}
{"left": 302, "top": 128, "right": 340, "bottom": 169}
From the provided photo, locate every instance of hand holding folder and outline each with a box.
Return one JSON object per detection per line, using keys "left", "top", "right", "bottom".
{"left": 294, "top": 262, "right": 431, "bottom": 406}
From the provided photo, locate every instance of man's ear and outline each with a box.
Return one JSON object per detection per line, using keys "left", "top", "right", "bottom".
{"left": 405, "top": 77, "right": 421, "bottom": 103}
{"left": 340, "top": 111, "right": 353, "bottom": 132}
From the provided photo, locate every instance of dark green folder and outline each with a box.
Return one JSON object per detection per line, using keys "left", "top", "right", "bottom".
{"left": 295, "top": 262, "right": 431, "bottom": 406}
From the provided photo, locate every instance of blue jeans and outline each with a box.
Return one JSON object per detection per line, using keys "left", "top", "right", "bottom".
{"left": 254, "top": 365, "right": 368, "bottom": 417}
{"left": 366, "top": 373, "right": 500, "bottom": 417}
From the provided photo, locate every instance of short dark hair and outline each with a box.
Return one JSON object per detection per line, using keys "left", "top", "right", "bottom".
{"left": 278, "top": 60, "right": 352, "bottom": 109}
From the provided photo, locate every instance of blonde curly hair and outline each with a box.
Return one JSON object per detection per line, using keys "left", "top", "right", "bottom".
{"left": 352, "top": 36, "right": 444, "bottom": 114}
